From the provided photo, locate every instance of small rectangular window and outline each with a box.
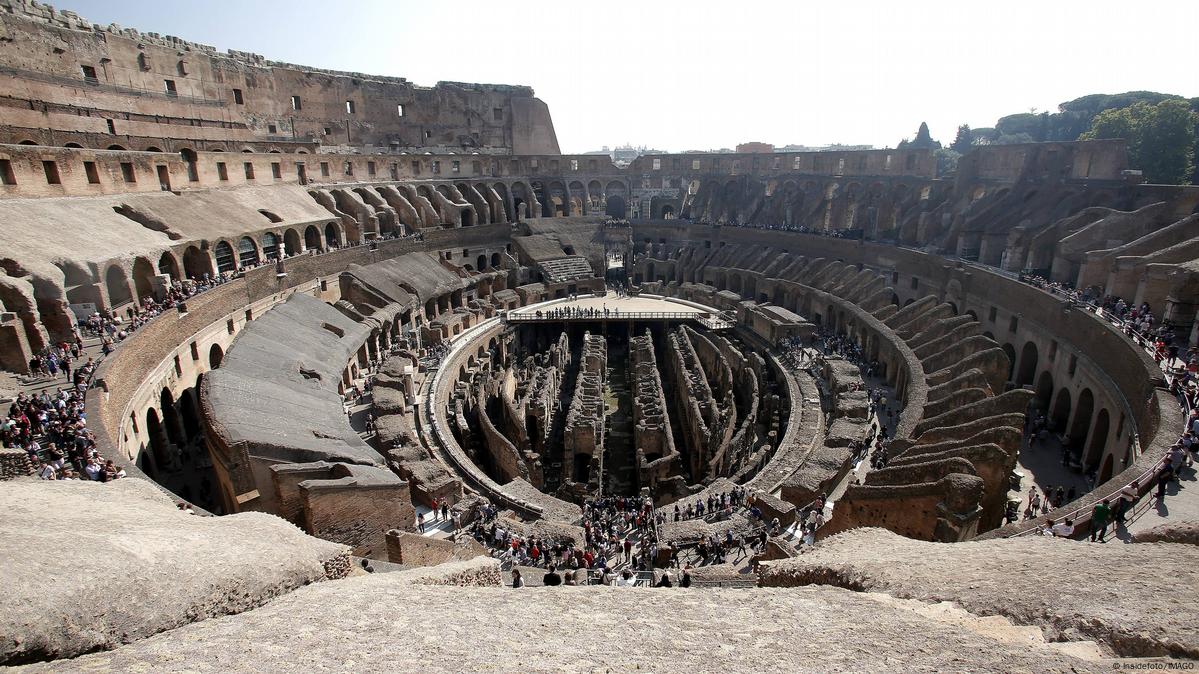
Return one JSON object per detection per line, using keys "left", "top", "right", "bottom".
{"left": 243, "top": 162, "right": 255, "bottom": 179}
{"left": 106, "top": 119, "right": 116, "bottom": 134}
{"left": 267, "top": 124, "right": 277, "bottom": 134}
{"left": 397, "top": 104, "right": 405, "bottom": 117}
{"left": 271, "top": 162, "right": 281, "bottom": 179}
{"left": 80, "top": 65, "right": 98, "bottom": 82}
{"left": 390, "top": 163, "right": 399, "bottom": 180}
{"left": 0, "top": 159, "right": 15, "bottom": 185}
{"left": 493, "top": 107, "right": 503, "bottom": 121}
{"left": 320, "top": 161, "right": 330, "bottom": 177}
{"left": 451, "top": 160, "right": 460, "bottom": 173}
{"left": 1048, "top": 340, "right": 1058, "bottom": 362}
{"left": 432, "top": 160, "right": 441, "bottom": 174}
{"left": 692, "top": 159, "right": 701, "bottom": 170}
{"left": 653, "top": 158, "right": 661, "bottom": 170}
{"left": 43, "top": 160, "right": 61, "bottom": 184}
{"left": 988, "top": 306, "right": 997, "bottom": 322}
{"left": 120, "top": 162, "right": 136, "bottom": 183}
{"left": 1009, "top": 316, "right": 1019, "bottom": 333}
{"left": 411, "top": 160, "right": 421, "bottom": 175}
{"left": 1068, "top": 354, "right": 1078, "bottom": 377}
{"left": 216, "top": 162, "right": 228, "bottom": 181}
{"left": 176, "top": 60, "right": 187, "bottom": 76}
{"left": 367, "top": 161, "right": 376, "bottom": 176}
{"left": 323, "top": 127, "right": 332, "bottom": 136}
{"left": 233, "top": 88, "right": 244, "bottom": 104}
{"left": 884, "top": 154, "right": 893, "bottom": 170}
{"left": 345, "top": 100, "right": 356, "bottom": 114}
{"left": 909, "top": 277, "right": 919, "bottom": 290}
{"left": 291, "top": 95, "right": 302, "bottom": 111}
{"left": 344, "top": 161, "right": 353, "bottom": 176}
{"left": 472, "top": 161, "right": 481, "bottom": 173}
{"left": 164, "top": 79, "right": 177, "bottom": 96}
{"left": 83, "top": 161, "right": 100, "bottom": 184}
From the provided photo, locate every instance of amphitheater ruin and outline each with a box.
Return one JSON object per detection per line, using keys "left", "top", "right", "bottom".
{"left": 1, "top": 1, "right": 1197, "bottom": 670}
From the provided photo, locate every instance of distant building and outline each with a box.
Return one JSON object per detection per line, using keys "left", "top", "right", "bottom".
{"left": 736, "top": 142, "right": 775, "bottom": 154}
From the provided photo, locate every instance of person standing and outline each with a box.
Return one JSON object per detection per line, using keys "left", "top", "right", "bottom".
{"left": 1090, "top": 499, "right": 1111, "bottom": 542}
{"left": 1115, "top": 481, "right": 1138, "bottom": 525}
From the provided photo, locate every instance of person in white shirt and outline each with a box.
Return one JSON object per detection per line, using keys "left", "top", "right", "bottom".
{"left": 1051, "top": 518, "right": 1075, "bottom": 537}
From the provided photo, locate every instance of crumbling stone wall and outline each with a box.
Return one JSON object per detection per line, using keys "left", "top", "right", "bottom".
{"left": 630, "top": 329, "right": 679, "bottom": 493}
{"left": 664, "top": 325, "right": 736, "bottom": 481}
{"left": 562, "top": 332, "right": 606, "bottom": 494}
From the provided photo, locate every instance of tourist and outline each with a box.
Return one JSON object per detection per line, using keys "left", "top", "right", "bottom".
{"left": 1115, "top": 481, "right": 1138, "bottom": 525}
{"left": 655, "top": 570, "right": 673, "bottom": 587}
{"left": 679, "top": 565, "right": 692, "bottom": 588}
{"left": 1050, "top": 518, "right": 1075, "bottom": 538}
{"left": 417, "top": 512, "right": 426, "bottom": 533}
{"left": 1090, "top": 500, "right": 1111, "bottom": 542}
{"left": 1154, "top": 458, "right": 1175, "bottom": 502}
{"left": 511, "top": 569, "right": 524, "bottom": 588}
{"left": 542, "top": 564, "right": 562, "bottom": 586}
{"left": 616, "top": 569, "right": 636, "bottom": 586}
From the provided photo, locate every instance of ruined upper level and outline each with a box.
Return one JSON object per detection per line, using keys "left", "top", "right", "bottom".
{"left": 0, "top": 0, "right": 561, "bottom": 155}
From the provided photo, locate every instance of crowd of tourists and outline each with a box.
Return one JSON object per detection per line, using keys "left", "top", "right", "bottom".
{"left": 1, "top": 367, "right": 126, "bottom": 483}
{"left": 532, "top": 305, "right": 623, "bottom": 320}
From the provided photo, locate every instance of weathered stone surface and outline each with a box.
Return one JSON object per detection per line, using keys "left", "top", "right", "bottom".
{"left": 760, "top": 527, "right": 1199, "bottom": 658}
{"left": 0, "top": 478, "right": 349, "bottom": 665}
{"left": 1131, "top": 520, "right": 1199, "bottom": 545}
{"left": 12, "top": 579, "right": 1109, "bottom": 673}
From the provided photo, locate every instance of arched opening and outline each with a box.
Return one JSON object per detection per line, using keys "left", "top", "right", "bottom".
{"left": 1034, "top": 371, "right": 1054, "bottom": 412}
{"left": 1016, "top": 341, "right": 1038, "bottom": 387}
{"left": 107, "top": 144, "right": 128, "bottom": 151}
{"left": 1098, "top": 453, "right": 1115, "bottom": 484}
{"left": 660, "top": 204, "right": 675, "bottom": 219}
{"left": 213, "top": 241, "right": 237, "bottom": 274}
{"left": 461, "top": 208, "right": 476, "bottom": 227}
{"left": 104, "top": 265, "right": 133, "bottom": 308}
{"left": 324, "top": 222, "right": 340, "bottom": 248}
{"left": 208, "top": 343, "right": 224, "bottom": 369}
{"left": 1051, "top": 388, "right": 1072, "bottom": 433}
{"left": 145, "top": 146, "right": 163, "bottom": 153}
{"left": 477, "top": 254, "right": 487, "bottom": 270}
{"left": 605, "top": 195, "right": 627, "bottom": 218}
{"left": 179, "top": 388, "right": 202, "bottom": 440}
{"left": 237, "top": 237, "right": 259, "bottom": 268}
{"left": 261, "top": 232, "right": 280, "bottom": 261}
{"left": 284, "top": 228, "right": 302, "bottom": 256}
{"left": 183, "top": 246, "right": 213, "bottom": 280}
{"left": 1084, "top": 408, "right": 1110, "bottom": 472}
{"left": 1001, "top": 343, "right": 1016, "bottom": 382}
{"left": 157, "top": 251, "right": 181, "bottom": 281}
{"left": 1068, "top": 388, "right": 1095, "bottom": 459}
{"left": 145, "top": 408, "right": 170, "bottom": 474}
{"left": 305, "top": 225, "right": 323, "bottom": 252}
{"left": 491, "top": 252, "right": 501, "bottom": 268}
{"left": 131, "top": 257, "right": 157, "bottom": 304}
{"left": 160, "top": 388, "right": 185, "bottom": 447}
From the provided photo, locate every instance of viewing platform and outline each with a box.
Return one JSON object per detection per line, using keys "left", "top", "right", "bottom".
{"left": 503, "top": 291, "right": 734, "bottom": 330}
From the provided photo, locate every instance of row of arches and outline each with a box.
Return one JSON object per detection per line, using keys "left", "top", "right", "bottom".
{"left": 102, "top": 223, "right": 343, "bottom": 309}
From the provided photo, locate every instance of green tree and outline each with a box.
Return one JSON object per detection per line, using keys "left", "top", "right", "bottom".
{"left": 951, "top": 124, "right": 973, "bottom": 153}
{"left": 1082, "top": 99, "right": 1197, "bottom": 184}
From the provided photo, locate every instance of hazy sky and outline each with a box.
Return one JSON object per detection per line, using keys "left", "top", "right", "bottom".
{"left": 61, "top": 0, "right": 1195, "bottom": 153}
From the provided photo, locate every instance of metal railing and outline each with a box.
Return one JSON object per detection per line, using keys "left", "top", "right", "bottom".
{"left": 505, "top": 310, "right": 723, "bottom": 323}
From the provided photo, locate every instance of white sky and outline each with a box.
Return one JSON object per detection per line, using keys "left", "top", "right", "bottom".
{"left": 62, "top": 0, "right": 1197, "bottom": 153}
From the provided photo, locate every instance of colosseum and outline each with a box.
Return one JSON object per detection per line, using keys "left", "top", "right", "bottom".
{"left": 1, "top": 1, "right": 1197, "bottom": 670}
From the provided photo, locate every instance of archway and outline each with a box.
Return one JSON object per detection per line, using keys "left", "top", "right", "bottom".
{"left": 605, "top": 195, "right": 627, "bottom": 218}
{"left": 1016, "top": 341, "right": 1038, "bottom": 387}
{"left": 157, "top": 251, "right": 180, "bottom": 281}
{"left": 1051, "top": 388, "right": 1072, "bottom": 432}
{"left": 160, "top": 388, "right": 185, "bottom": 447}
{"left": 237, "top": 237, "right": 259, "bottom": 268}
{"left": 324, "top": 222, "right": 340, "bottom": 248}
{"left": 305, "top": 225, "right": 323, "bottom": 251}
{"left": 491, "top": 252, "right": 501, "bottom": 268}
{"left": 1098, "top": 453, "right": 1115, "bottom": 484}
{"left": 284, "top": 229, "right": 302, "bottom": 256}
{"left": 131, "top": 257, "right": 157, "bottom": 304}
{"left": 104, "top": 265, "right": 133, "bottom": 308}
{"left": 1084, "top": 408, "right": 1110, "bottom": 472}
{"left": 145, "top": 407, "right": 171, "bottom": 473}
{"left": 1069, "top": 388, "right": 1095, "bottom": 457}
{"left": 477, "top": 254, "right": 487, "bottom": 270}
{"left": 182, "top": 246, "right": 213, "bottom": 280}
{"left": 213, "top": 241, "right": 236, "bottom": 274}
{"left": 1001, "top": 343, "right": 1016, "bottom": 382}
{"left": 1034, "top": 371, "right": 1054, "bottom": 412}
{"left": 261, "top": 232, "right": 281, "bottom": 260}
{"left": 208, "top": 343, "right": 224, "bottom": 369}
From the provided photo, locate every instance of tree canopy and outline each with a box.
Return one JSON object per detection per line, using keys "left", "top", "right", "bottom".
{"left": 1080, "top": 99, "right": 1197, "bottom": 184}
